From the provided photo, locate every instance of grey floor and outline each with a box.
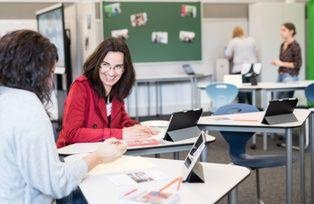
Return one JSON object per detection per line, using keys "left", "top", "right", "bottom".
{"left": 138, "top": 115, "right": 313, "bottom": 204}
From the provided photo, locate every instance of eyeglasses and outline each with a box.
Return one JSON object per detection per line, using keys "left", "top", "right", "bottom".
{"left": 99, "top": 62, "right": 124, "bottom": 74}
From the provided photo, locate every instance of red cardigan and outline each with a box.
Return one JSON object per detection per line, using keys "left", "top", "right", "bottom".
{"left": 56, "top": 75, "right": 137, "bottom": 148}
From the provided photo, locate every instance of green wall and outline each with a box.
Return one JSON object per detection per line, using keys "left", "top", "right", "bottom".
{"left": 102, "top": 1, "right": 202, "bottom": 63}
{"left": 307, "top": 0, "right": 314, "bottom": 79}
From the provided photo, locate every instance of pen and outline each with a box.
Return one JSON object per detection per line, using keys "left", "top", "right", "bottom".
{"left": 159, "top": 177, "right": 182, "bottom": 193}
{"left": 123, "top": 188, "right": 137, "bottom": 197}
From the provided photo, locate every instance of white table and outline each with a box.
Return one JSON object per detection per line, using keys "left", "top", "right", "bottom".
{"left": 197, "top": 109, "right": 310, "bottom": 204}
{"left": 197, "top": 80, "right": 314, "bottom": 150}
{"left": 58, "top": 135, "right": 216, "bottom": 162}
{"left": 132, "top": 73, "right": 211, "bottom": 119}
{"left": 197, "top": 80, "right": 314, "bottom": 109}
{"left": 78, "top": 157, "right": 250, "bottom": 204}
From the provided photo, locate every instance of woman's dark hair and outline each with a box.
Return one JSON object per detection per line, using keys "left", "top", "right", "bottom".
{"left": 283, "top": 22, "right": 297, "bottom": 36}
{"left": 83, "top": 37, "right": 135, "bottom": 101}
{"left": 0, "top": 29, "right": 58, "bottom": 103}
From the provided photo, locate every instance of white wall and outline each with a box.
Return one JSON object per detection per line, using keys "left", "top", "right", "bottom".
{"left": 249, "top": 2, "right": 306, "bottom": 82}
{"left": 0, "top": 19, "right": 36, "bottom": 37}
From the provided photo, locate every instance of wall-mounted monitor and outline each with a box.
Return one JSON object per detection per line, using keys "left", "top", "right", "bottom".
{"left": 36, "top": 3, "right": 66, "bottom": 74}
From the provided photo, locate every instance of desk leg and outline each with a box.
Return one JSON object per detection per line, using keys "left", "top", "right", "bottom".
{"left": 155, "top": 82, "right": 158, "bottom": 115}
{"left": 252, "top": 89, "right": 256, "bottom": 107}
{"left": 190, "top": 77, "right": 194, "bottom": 109}
{"left": 299, "top": 124, "right": 305, "bottom": 204}
{"left": 135, "top": 82, "right": 139, "bottom": 120}
{"left": 173, "top": 152, "right": 179, "bottom": 160}
{"left": 200, "top": 144, "right": 208, "bottom": 162}
{"left": 310, "top": 113, "right": 314, "bottom": 204}
{"left": 159, "top": 82, "right": 163, "bottom": 115}
{"left": 228, "top": 188, "right": 237, "bottom": 204}
{"left": 286, "top": 128, "right": 293, "bottom": 204}
{"left": 263, "top": 133, "right": 267, "bottom": 151}
{"left": 147, "top": 82, "right": 150, "bottom": 116}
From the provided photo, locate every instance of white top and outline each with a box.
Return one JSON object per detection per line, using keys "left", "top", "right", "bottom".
{"left": 0, "top": 86, "right": 87, "bottom": 204}
{"left": 225, "top": 37, "right": 258, "bottom": 73}
{"left": 78, "top": 157, "right": 250, "bottom": 204}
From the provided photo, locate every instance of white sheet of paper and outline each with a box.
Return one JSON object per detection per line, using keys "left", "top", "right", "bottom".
{"left": 88, "top": 156, "right": 156, "bottom": 175}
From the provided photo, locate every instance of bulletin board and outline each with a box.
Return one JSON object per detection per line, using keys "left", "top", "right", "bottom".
{"left": 102, "top": 1, "right": 202, "bottom": 63}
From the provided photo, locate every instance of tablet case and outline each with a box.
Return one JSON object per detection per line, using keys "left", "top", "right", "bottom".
{"left": 164, "top": 126, "right": 201, "bottom": 142}
{"left": 163, "top": 109, "right": 202, "bottom": 142}
{"left": 261, "top": 98, "right": 298, "bottom": 125}
{"left": 262, "top": 113, "right": 298, "bottom": 125}
{"left": 184, "top": 162, "right": 205, "bottom": 183}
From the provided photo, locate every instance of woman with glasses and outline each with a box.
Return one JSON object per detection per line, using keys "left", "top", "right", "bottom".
{"left": 0, "top": 30, "right": 127, "bottom": 203}
{"left": 57, "top": 37, "right": 157, "bottom": 148}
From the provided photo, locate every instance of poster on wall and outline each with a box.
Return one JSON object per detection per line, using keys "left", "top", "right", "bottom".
{"left": 181, "top": 5, "right": 197, "bottom": 18}
{"left": 152, "top": 32, "right": 168, "bottom": 44}
{"left": 111, "top": 29, "right": 129, "bottom": 40}
{"left": 104, "top": 3, "right": 121, "bottom": 17}
{"left": 130, "top": 12, "right": 148, "bottom": 27}
{"left": 37, "top": 5, "right": 65, "bottom": 68}
{"left": 179, "top": 31, "right": 195, "bottom": 43}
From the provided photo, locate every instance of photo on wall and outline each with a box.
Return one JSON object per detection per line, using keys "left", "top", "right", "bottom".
{"left": 181, "top": 5, "right": 197, "bottom": 18}
{"left": 179, "top": 31, "right": 195, "bottom": 43}
{"left": 152, "top": 32, "right": 168, "bottom": 44}
{"left": 104, "top": 3, "right": 121, "bottom": 17}
{"left": 130, "top": 12, "right": 148, "bottom": 27}
{"left": 111, "top": 29, "right": 129, "bottom": 40}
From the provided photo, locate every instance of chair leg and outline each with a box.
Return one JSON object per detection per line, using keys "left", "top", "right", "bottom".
{"left": 173, "top": 152, "right": 179, "bottom": 160}
{"left": 256, "top": 169, "right": 264, "bottom": 204}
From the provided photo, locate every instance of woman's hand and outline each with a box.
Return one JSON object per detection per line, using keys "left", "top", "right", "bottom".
{"left": 271, "top": 59, "right": 283, "bottom": 67}
{"left": 83, "top": 138, "right": 127, "bottom": 171}
{"left": 95, "top": 138, "right": 127, "bottom": 163}
{"left": 122, "top": 125, "right": 159, "bottom": 140}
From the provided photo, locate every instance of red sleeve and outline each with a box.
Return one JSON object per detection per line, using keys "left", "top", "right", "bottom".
{"left": 120, "top": 101, "right": 138, "bottom": 127}
{"left": 59, "top": 82, "right": 122, "bottom": 146}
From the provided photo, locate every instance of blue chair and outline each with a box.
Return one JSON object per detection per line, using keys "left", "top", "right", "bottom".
{"left": 214, "top": 103, "right": 287, "bottom": 204}
{"left": 205, "top": 83, "right": 238, "bottom": 112}
{"left": 305, "top": 83, "right": 314, "bottom": 105}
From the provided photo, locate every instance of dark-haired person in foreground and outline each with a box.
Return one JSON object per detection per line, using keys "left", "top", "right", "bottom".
{"left": 57, "top": 37, "right": 157, "bottom": 148}
{"left": 0, "top": 30, "right": 127, "bottom": 203}
{"left": 272, "top": 22, "right": 302, "bottom": 98}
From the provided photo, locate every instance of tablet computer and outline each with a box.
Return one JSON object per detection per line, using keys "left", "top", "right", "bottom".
{"left": 164, "top": 109, "right": 203, "bottom": 142}
{"left": 262, "top": 98, "right": 298, "bottom": 125}
{"left": 182, "top": 132, "right": 206, "bottom": 183}
{"left": 182, "top": 64, "right": 195, "bottom": 75}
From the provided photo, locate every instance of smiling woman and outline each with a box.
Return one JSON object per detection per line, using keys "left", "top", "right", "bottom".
{"left": 57, "top": 37, "right": 158, "bottom": 148}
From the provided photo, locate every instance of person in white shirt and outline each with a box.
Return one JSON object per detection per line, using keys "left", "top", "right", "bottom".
{"left": 225, "top": 26, "right": 258, "bottom": 104}
{"left": 0, "top": 30, "right": 127, "bottom": 204}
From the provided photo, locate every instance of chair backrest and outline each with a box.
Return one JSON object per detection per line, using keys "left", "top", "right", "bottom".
{"left": 205, "top": 83, "right": 238, "bottom": 111}
{"left": 305, "top": 83, "right": 314, "bottom": 105}
{"left": 214, "top": 103, "right": 259, "bottom": 160}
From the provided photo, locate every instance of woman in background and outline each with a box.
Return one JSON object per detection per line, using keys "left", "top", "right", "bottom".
{"left": 0, "top": 30, "right": 126, "bottom": 203}
{"left": 57, "top": 37, "right": 157, "bottom": 148}
{"left": 272, "top": 22, "right": 302, "bottom": 98}
{"left": 225, "top": 26, "right": 258, "bottom": 104}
